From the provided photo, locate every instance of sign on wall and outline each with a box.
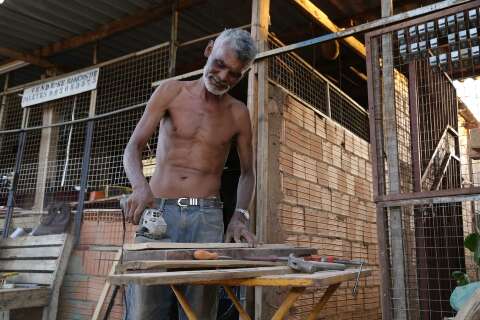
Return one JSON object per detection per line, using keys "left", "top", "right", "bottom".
{"left": 21, "top": 68, "right": 99, "bottom": 108}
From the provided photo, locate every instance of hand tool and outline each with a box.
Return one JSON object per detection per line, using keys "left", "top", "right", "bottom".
{"left": 140, "top": 208, "right": 167, "bottom": 239}
{"left": 303, "top": 255, "right": 366, "bottom": 296}
{"left": 317, "top": 256, "right": 365, "bottom": 266}
{"left": 193, "top": 250, "right": 232, "bottom": 260}
{"left": 287, "top": 254, "right": 346, "bottom": 273}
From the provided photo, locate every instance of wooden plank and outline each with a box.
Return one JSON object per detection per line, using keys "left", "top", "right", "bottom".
{"left": 0, "top": 287, "right": 51, "bottom": 310}
{"left": 123, "top": 247, "right": 316, "bottom": 261}
{"left": 292, "top": 0, "right": 365, "bottom": 57}
{"left": 91, "top": 250, "right": 121, "bottom": 320}
{"left": 0, "top": 234, "right": 66, "bottom": 248}
{"left": 108, "top": 266, "right": 293, "bottom": 286}
{"left": 0, "top": 246, "right": 62, "bottom": 259}
{"left": 191, "top": 269, "right": 371, "bottom": 287}
{"left": 171, "top": 285, "right": 198, "bottom": 320}
{"left": 4, "top": 273, "right": 53, "bottom": 286}
{"left": 223, "top": 286, "right": 252, "bottom": 320}
{"left": 116, "top": 260, "right": 283, "bottom": 272}
{"left": 0, "top": 48, "right": 57, "bottom": 69}
{"left": 42, "top": 232, "right": 74, "bottom": 320}
{"left": 381, "top": 0, "right": 407, "bottom": 318}
{"left": 252, "top": 0, "right": 270, "bottom": 245}
{"left": 271, "top": 287, "right": 306, "bottom": 320}
{"left": 305, "top": 283, "right": 340, "bottom": 320}
{"left": 33, "top": 106, "right": 56, "bottom": 211}
{"left": 124, "top": 242, "right": 250, "bottom": 251}
{"left": 0, "top": 260, "right": 57, "bottom": 272}
{"left": 168, "top": 3, "right": 178, "bottom": 77}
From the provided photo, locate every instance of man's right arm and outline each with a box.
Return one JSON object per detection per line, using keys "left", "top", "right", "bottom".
{"left": 123, "top": 80, "right": 179, "bottom": 224}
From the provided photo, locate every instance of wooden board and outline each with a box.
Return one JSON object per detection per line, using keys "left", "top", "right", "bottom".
{"left": 0, "top": 287, "right": 51, "bottom": 310}
{"left": 1, "top": 272, "right": 53, "bottom": 286}
{"left": 0, "top": 246, "right": 62, "bottom": 259}
{"left": 116, "top": 260, "right": 283, "bottom": 272}
{"left": 0, "top": 259, "right": 57, "bottom": 272}
{"left": 109, "top": 266, "right": 293, "bottom": 286}
{"left": 0, "top": 234, "right": 66, "bottom": 248}
{"left": 124, "top": 242, "right": 250, "bottom": 251}
{"left": 42, "top": 232, "right": 74, "bottom": 320}
{"left": 123, "top": 247, "right": 316, "bottom": 262}
{"left": 191, "top": 269, "right": 372, "bottom": 287}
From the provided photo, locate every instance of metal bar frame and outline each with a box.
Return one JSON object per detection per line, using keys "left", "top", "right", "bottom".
{"left": 365, "top": 0, "right": 480, "bottom": 206}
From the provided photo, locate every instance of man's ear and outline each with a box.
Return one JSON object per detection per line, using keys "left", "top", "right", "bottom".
{"left": 204, "top": 40, "right": 214, "bottom": 58}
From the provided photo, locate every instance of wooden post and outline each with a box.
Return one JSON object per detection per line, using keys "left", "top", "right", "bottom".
{"left": 0, "top": 74, "right": 9, "bottom": 129}
{"left": 32, "top": 106, "right": 58, "bottom": 211}
{"left": 248, "top": 0, "right": 270, "bottom": 319}
{"left": 0, "top": 74, "right": 9, "bottom": 153}
{"left": 169, "top": 1, "right": 179, "bottom": 77}
{"left": 381, "top": 0, "right": 407, "bottom": 319}
{"left": 366, "top": 33, "right": 393, "bottom": 320}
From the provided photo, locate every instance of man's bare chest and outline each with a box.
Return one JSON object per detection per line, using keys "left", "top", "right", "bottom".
{"left": 160, "top": 101, "right": 237, "bottom": 146}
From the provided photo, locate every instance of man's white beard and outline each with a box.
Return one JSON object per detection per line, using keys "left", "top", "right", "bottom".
{"left": 203, "top": 73, "right": 230, "bottom": 96}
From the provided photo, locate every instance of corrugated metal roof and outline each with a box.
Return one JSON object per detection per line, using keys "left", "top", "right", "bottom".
{"left": 0, "top": 0, "right": 385, "bottom": 88}
{"left": 0, "top": 0, "right": 171, "bottom": 63}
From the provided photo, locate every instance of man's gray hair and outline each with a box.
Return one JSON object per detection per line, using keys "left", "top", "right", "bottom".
{"left": 214, "top": 29, "right": 257, "bottom": 64}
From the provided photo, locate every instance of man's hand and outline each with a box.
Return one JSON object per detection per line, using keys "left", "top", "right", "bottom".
{"left": 125, "top": 185, "right": 154, "bottom": 225}
{"left": 225, "top": 217, "right": 256, "bottom": 246}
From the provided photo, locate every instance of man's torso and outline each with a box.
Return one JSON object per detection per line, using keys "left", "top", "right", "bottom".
{"left": 149, "top": 81, "right": 242, "bottom": 198}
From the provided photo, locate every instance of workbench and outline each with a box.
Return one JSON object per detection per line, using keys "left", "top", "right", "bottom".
{"left": 109, "top": 266, "right": 371, "bottom": 320}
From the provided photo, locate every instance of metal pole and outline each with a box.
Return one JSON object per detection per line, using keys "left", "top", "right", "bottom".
{"left": 73, "top": 48, "right": 98, "bottom": 246}
{"left": 73, "top": 120, "right": 94, "bottom": 245}
{"left": 2, "top": 130, "right": 26, "bottom": 238}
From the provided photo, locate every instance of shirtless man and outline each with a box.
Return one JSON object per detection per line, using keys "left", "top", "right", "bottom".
{"left": 123, "top": 29, "right": 257, "bottom": 320}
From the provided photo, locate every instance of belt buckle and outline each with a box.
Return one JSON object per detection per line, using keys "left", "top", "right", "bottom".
{"left": 177, "top": 197, "right": 188, "bottom": 207}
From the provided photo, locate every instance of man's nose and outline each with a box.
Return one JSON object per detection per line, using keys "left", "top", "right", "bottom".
{"left": 217, "top": 70, "right": 229, "bottom": 82}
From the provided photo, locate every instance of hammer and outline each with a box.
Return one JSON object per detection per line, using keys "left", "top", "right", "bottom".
{"left": 287, "top": 254, "right": 346, "bottom": 273}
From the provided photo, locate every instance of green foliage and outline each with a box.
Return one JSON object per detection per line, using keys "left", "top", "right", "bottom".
{"left": 452, "top": 232, "right": 479, "bottom": 285}
{"left": 464, "top": 233, "right": 480, "bottom": 266}
{"left": 452, "top": 271, "right": 470, "bottom": 286}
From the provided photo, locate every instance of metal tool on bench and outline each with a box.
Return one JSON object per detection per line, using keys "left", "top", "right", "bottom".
{"left": 138, "top": 208, "right": 168, "bottom": 239}
{"left": 287, "top": 254, "right": 346, "bottom": 273}
{"left": 193, "top": 249, "right": 232, "bottom": 260}
{"left": 305, "top": 255, "right": 366, "bottom": 297}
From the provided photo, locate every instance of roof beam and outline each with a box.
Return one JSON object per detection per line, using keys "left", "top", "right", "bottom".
{"left": 291, "top": 0, "right": 366, "bottom": 57}
{"left": 35, "top": 0, "right": 195, "bottom": 58}
{"left": 0, "top": 0, "right": 203, "bottom": 73}
{"left": 0, "top": 48, "right": 58, "bottom": 69}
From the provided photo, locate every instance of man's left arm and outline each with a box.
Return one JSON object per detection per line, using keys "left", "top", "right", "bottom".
{"left": 225, "top": 104, "right": 256, "bottom": 246}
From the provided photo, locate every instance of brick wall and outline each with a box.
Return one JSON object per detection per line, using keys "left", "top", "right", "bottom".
{"left": 267, "top": 87, "right": 380, "bottom": 319}
{"left": 58, "top": 209, "right": 135, "bottom": 320}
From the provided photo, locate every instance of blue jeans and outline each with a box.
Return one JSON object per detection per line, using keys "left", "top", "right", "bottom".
{"left": 124, "top": 198, "right": 224, "bottom": 320}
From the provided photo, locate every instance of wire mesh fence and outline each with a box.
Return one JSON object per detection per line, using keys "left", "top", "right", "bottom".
{"left": 267, "top": 35, "right": 370, "bottom": 141}
{"left": 0, "top": 42, "right": 170, "bottom": 241}
{"left": 367, "top": 2, "right": 480, "bottom": 319}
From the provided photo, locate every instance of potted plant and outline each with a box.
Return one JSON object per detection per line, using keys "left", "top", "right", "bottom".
{"left": 450, "top": 231, "right": 480, "bottom": 312}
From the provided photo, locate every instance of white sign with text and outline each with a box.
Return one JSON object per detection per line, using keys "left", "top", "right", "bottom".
{"left": 21, "top": 68, "right": 99, "bottom": 107}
